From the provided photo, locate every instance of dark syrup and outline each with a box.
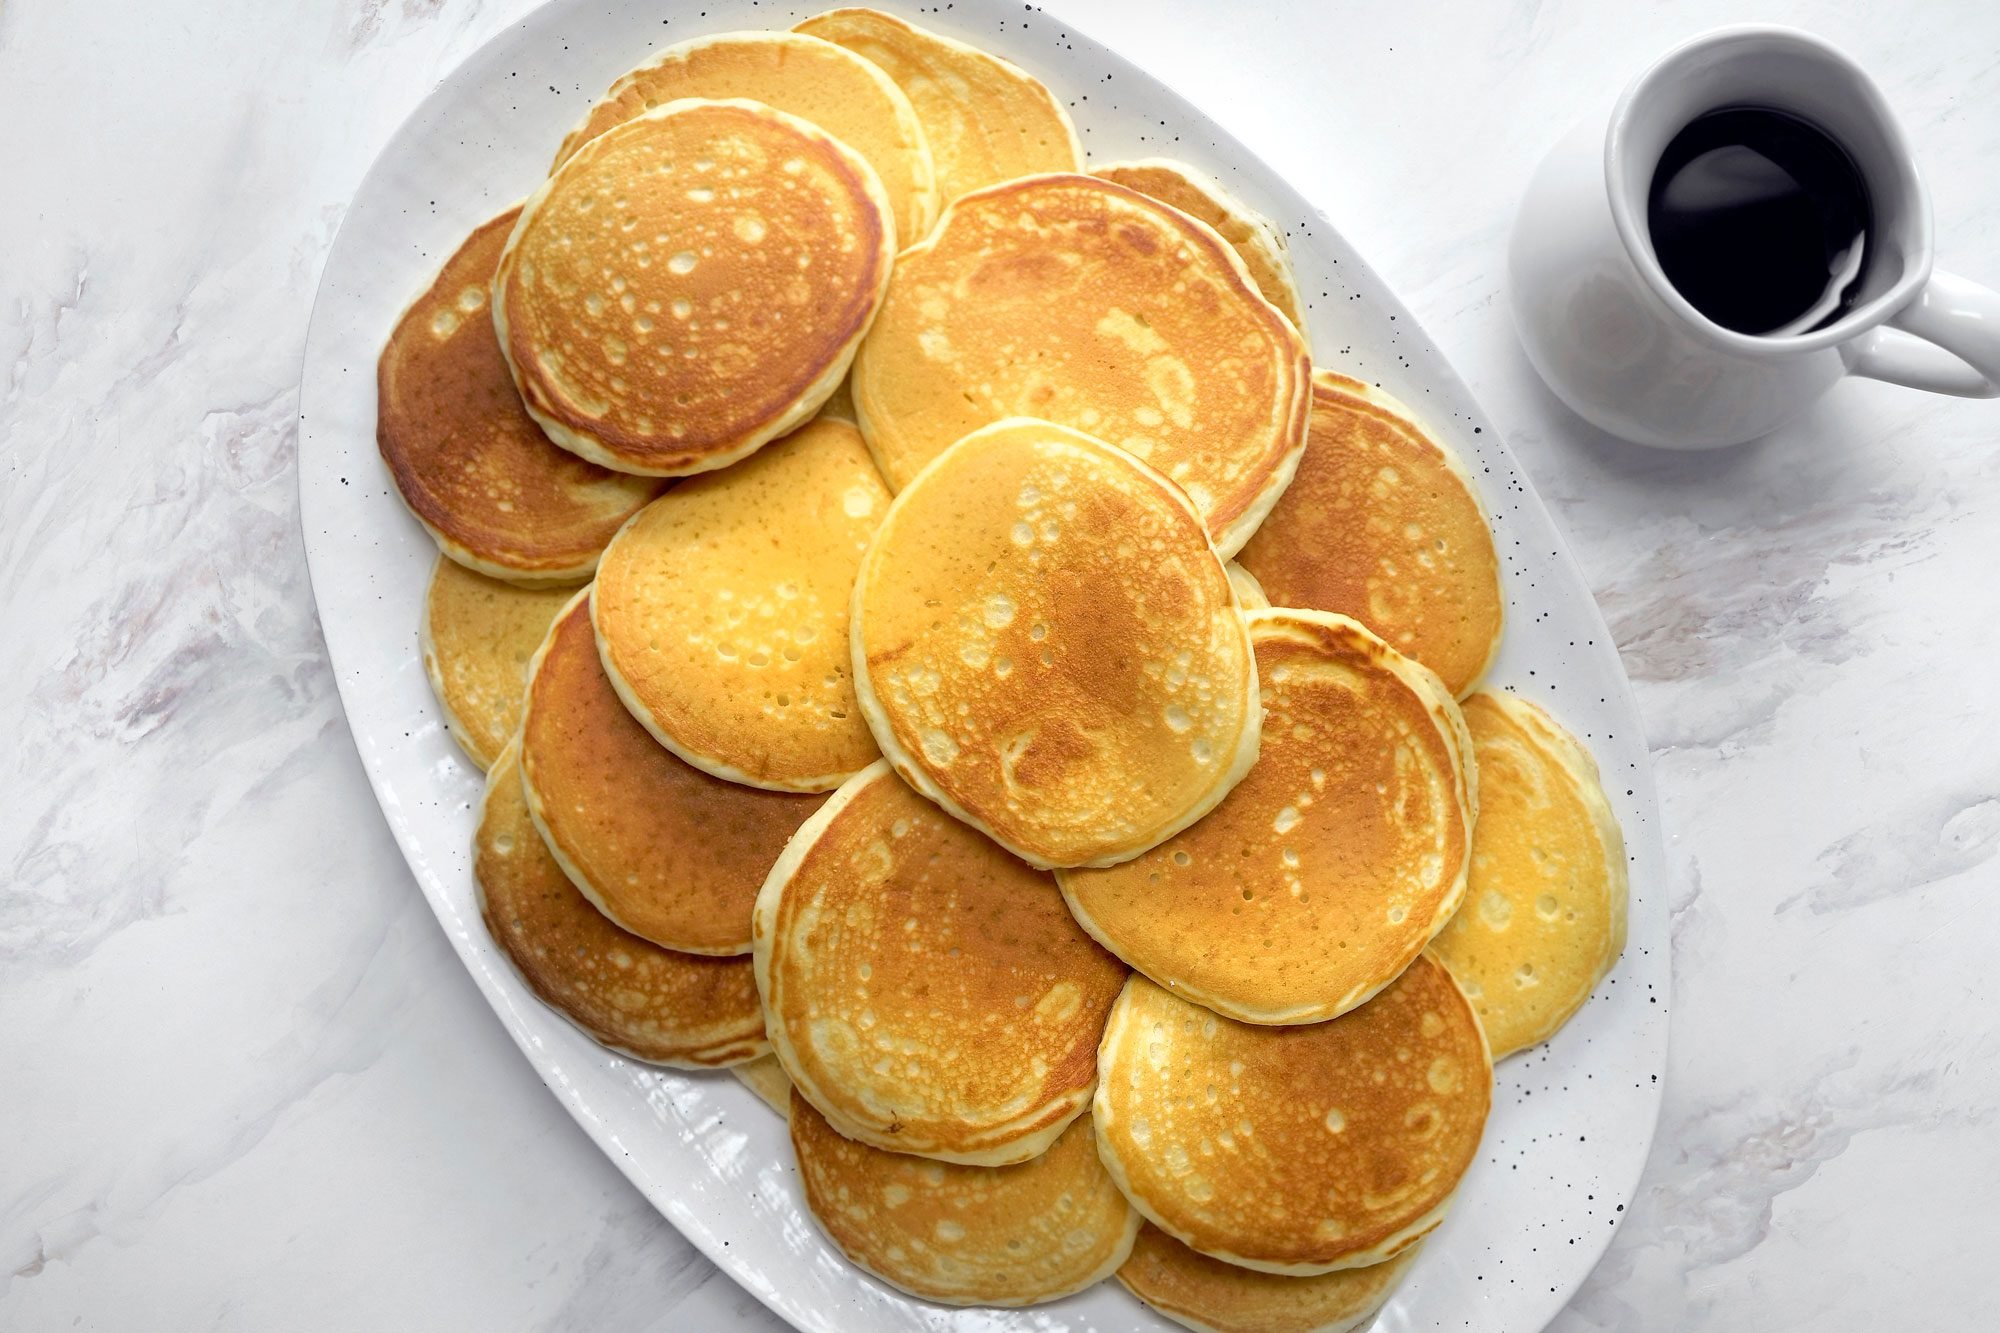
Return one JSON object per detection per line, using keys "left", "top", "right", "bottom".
{"left": 1647, "top": 106, "right": 1872, "bottom": 335}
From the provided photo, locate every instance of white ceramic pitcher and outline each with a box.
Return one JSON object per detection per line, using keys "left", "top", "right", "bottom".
{"left": 1510, "top": 25, "right": 2000, "bottom": 450}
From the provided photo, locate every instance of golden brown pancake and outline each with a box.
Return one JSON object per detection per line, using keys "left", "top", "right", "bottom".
{"left": 732, "top": 1054, "right": 795, "bottom": 1115}
{"left": 851, "top": 419, "right": 1262, "bottom": 869}
{"left": 817, "top": 374, "right": 858, "bottom": 424}
{"left": 1431, "top": 692, "right": 1628, "bottom": 1058}
{"left": 1094, "top": 159, "right": 1309, "bottom": 340}
{"left": 754, "top": 761, "right": 1127, "bottom": 1165}
{"left": 1094, "top": 960, "right": 1491, "bottom": 1274}
{"left": 551, "top": 31, "right": 937, "bottom": 247}
{"left": 794, "top": 8, "right": 1080, "bottom": 208}
{"left": 1060, "top": 610, "right": 1474, "bottom": 1025}
{"left": 791, "top": 1095, "right": 1138, "bottom": 1306}
{"left": 519, "top": 591, "right": 824, "bottom": 954}
{"left": 377, "top": 208, "right": 663, "bottom": 582}
{"left": 591, "top": 416, "right": 887, "bottom": 791}
{"left": 852, "top": 173, "right": 1310, "bottom": 557}
{"left": 1237, "top": 372, "right": 1502, "bottom": 697}
{"left": 475, "top": 742, "right": 767, "bottom": 1068}
{"left": 1119, "top": 1224, "right": 1422, "bottom": 1333}
{"left": 420, "top": 556, "right": 576, "bottom": 770}
{"left": 495, "top": 99, "right": 895, "bottom": 476}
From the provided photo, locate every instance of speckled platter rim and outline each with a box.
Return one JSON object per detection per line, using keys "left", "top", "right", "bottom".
{"left": 296, "top": 3, "right": 1670, "bottom": 1330}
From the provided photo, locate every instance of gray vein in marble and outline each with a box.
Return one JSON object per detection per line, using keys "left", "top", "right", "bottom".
{"left": 1555, "top": 1065, "right": 1999, "bottom": 1331}
{"left": 1782, "top": 792, "right": 2000, "bottom": 916}
{"left": 1667, "top": 852, "right": 1704, "bottom": 951}
{"left": 340, "top": 0, "right": 476, "bottom": 58}
{"left": 0, "top": 866, "right": 428, "bottom": 1293}
{"left": 531, "top": 1194, "right": 725, "bottom": 1333}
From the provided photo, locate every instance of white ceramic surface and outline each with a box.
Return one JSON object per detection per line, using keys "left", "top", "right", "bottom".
{"left": 294, "top": 2, "right": 1666, "bottom": 1331}
{"left": 1510, "top": 25, "right": 2000, "bottom": 450}
{"left": 23, "top": 2, "right": 2000, "bottom": 1331}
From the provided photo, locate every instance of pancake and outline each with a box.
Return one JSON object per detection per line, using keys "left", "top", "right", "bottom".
{"left": 1237, "top": 372, "right": 1502, "bottom": 697}
{"left": 794, "top": 8, "right": 1080, "bottom": 208}
{"left": 753, "top": 761, "right": 1127, "bottom": 1165}
{"left": 1118, "top": 1224, "right": 1422, "bottom": 1333}
{"left": 474, "top": 742, "right": 767, "bottom": 1067}
{"left": 791, "top": 1096, "right": 1138, "bottom": 1306}
{"left": 1094, "top": 159, "right": 1309, "bottom": 340}
{"left": 1059, "top": 609, "right": 1474, "bottom": 1025}
{"left": 732, "top": 1054, "right": 795, "bottom": 1115}
{"left": 851, "top": 173, "right": 1310, "bottom": 558}
{"left": 551, "top": 31, "right": 937, "bottom": 248}
{"left": 495, "top": 98, "right": 895, "bottom": 477}
{"left": 1093, "top": 960, "right": 1491, "bottom": 1274}
{"left": 377, "top": 208, "right": 663, "bottom": 582}
{"left": 520, "top": 590, "right": 825, "bottom": 954}
{"left": 817, "top": 374, "right": 858, "bottom": 424}
{"left": 851, "top": 418, "right": 1262, "bottom": 869}
{"left": 1225, "top": 562, "right": 1271, "bottom": 611}
{"left": 1430, "top": 692, "right": 1628, "bottom": 1058}
{"left": 593, "top": 416, "right": 887, "bottom": 792}
{"left": 420, "top": 556, "right": 575, "bottom": 770}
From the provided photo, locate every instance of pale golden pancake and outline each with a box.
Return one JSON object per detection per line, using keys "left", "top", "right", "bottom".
{"left": 851, "top": 419, "right": 1262, "bottom": 869}
{"left": 1237, "top": 372, "right": 1502, "bottom": 697}
{"left": 1094, "top": 960, "right": 1491, "bottom": 1274}
{"left": 754, "top": 761, "right": 1127, "bottom": 1165}
{"left": 794, "top": 8, "right": 1080, "bottom": 208}
{"left": 1431, "top": 692, "right": 1628, "bottom": 1058}
{"left": 475, "top": 742, "right": 767, "bottom": 1067}
{"left": 593, "top": 417, "right": 887, "bottom": 792}
{"left": 1225, "top": 562, "right": 1271, "bottom": 612}
{"left": 378, "top": 208, "right": 663, "bottom": 582}
{"left": 552, "top": 31, "right": 937, "bottom": 247}
{"left": 1060, "top": 610, "right": 1474, "bottom": 1025}
{"left": 732, "top": 1054, "right": 795, "bottom": 1115}
{"left": 520, "top": 591, "right": 825, "bottom": 954}
{"left": 1119, "top": 1224, "right": 1422, "bottom": 1333}
{"left": 495, "top": 98, "right": 895, "bottom": 476}
{"left": 421, "top": 556, "right": 575, "bottom": 770}
{"left": 1095, "top": 159, "right": 1309, "bottom": 340}
{"left": 791, "top": 1097, "right": 1137, "bottom": 1306}
{"left": 852, "top": 173, "right": 1311, "bottom": 557}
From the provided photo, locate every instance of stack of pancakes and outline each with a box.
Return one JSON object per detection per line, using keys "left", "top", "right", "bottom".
{"left": 376, "top": 10, "right": 1629, "bottom": 1329}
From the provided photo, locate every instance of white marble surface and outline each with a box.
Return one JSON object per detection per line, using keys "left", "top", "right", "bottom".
{"left": 3, "top": 0, "right": 1997, "bottom": 1328}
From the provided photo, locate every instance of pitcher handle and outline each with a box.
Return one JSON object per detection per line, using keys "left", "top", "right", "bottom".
{"left": 1844, "top": 270, "right": 2000, "bottom": 398}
